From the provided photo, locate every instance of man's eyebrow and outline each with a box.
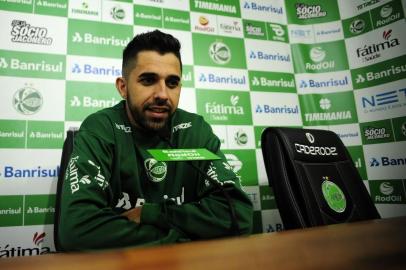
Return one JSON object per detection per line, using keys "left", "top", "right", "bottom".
{"left": 138, "top": 72, "right": 158, "bottom": 78}
{"left": 166, "top": 75, "right": 181, "bottom": 81}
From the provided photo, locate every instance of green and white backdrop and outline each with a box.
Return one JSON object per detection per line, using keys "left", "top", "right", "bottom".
{"left": 1, "top": 0, "right": 406, "bottom": 257}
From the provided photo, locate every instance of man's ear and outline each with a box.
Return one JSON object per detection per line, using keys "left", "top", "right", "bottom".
{"left": 115, "top": 77, "right": 127, "bottom": 99}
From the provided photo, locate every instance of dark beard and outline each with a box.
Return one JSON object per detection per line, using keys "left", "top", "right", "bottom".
{"left": 127, "top": 98, "right": 172, "bottom": 132}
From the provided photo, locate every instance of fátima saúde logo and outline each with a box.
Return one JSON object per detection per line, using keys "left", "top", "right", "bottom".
{"left": 0, "top": 232, "right": 52, "bottom": 257}
{"left": 13, "top": 85, "right": 43, "bottom": 115}
{"left": 356, "top": 29, "right": 399, "bottom": 63}
{"left": 321, "top": 176, "right": 346, "bottom": 213}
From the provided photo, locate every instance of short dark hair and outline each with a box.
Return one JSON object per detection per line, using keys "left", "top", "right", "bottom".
{"left": 122, "top": 30, "right": 182, "bottom": 79}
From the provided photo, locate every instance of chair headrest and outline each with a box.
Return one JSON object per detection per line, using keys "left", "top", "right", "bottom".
{"left": 266, "top": 127, "right": 349, "bottom": 163}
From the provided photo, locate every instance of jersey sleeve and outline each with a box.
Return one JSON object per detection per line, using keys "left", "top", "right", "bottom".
{"left": 140, "top": 121, "right": 254, "bottom": 239}
{"left": 58, "top": 115, "right": 186, "bottom": 251}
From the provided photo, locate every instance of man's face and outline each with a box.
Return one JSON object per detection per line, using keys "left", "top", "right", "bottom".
{"left": 117, "top": 51, "right": 182, "bottom": 131}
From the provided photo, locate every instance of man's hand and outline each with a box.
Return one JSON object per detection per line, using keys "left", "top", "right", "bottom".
{"left": 121, "top": 207, "right": 142, "bottom": 223}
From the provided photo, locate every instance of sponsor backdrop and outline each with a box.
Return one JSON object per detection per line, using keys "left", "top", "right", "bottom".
{"left": 1, "top": 0, "right": 406, "bottom": 257}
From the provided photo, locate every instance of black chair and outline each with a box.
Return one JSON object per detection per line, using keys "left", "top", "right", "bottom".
{"left": 261, "top": 127, "right": 380, "bottom": 230}
{"left": 54, "top": 128, "right": 78, "bottom": 252}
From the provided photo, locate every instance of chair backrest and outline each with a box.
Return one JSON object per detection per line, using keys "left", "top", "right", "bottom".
{"left": 261, "top": 127, "right": 380, "bottom": 230}
{"left": 54, "top": 128, "right": 78, "bottom": 251}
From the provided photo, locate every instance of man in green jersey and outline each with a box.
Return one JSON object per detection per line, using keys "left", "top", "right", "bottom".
{"left": 57, "top": 30, "right": 253, "bottom": 251}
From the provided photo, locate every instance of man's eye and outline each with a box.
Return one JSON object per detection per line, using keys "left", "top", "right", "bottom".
{"left": 166, "top": 79, "right": 180, "bottom": 89}
{"left": 139, "top": 77, "right": 156, "bottom": 85}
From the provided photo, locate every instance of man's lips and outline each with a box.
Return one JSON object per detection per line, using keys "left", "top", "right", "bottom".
{"left": 145, "top": 106, "right": 170, "bottom": 118}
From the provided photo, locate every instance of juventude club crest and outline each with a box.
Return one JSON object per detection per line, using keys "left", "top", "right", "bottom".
{"left": 144, "top": 158, "right": 167, "bottom": 183}
{"left": 13, "top": 85, "right": 43, "bottom": 115}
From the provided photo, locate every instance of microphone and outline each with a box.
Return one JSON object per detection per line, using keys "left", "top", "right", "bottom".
{"left": 160, "top": 136, "right": 241, "bottom": 236}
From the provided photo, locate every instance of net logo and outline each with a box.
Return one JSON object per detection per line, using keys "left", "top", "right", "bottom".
{"left": 198, "top": 73, "right": 246, "bottom": 85}
{"left": 205, "top": 95, "right": 244, "bottom": 121}
{"left": 361, "top": 88, "right": 406, "bottom": 110}
{"left": 299, "top": 76, "right": 349, "bottom": 89}
{"left": 72, "top": 32, "right": 130, "bottom": 47}
{"left": 356, "top": 29, "right": 400, "bottom": 63}
{"left": 13, "top": 85, "right": 43, "bottom": 115}
{"left": 71, "top": 63, "right": 121, "bottom": 77}
{"left": 304, "top": 98, "right": 352, "bottom": 122}
{"left": 350, "top": 19, "right": 366, "bottom": 34}
{"left": 369, "top": 156, "right": 406, "bottom": 167}
{"left": 195, "top": 16, "right": 215, "bottom": 33}
{"left": 0, "top": 232, "right": 52, "bottom": 258}
{"left": 209, "top": 41, "right": 231, "bottom": 65}
{"left": 295, "top": 3, "right": 327, "bottom": 19}
{"left": 290, "top": 28, "right": 312, "bottom": 39}
{"left": 249, "top": 50, "right": 290, "bottom": 62}
{"left": 243, "top": 1, "right": 283, "bottom": 15}
{"left": 10, "top": 20, "right": 53, "bottom": 46}
{"left": 70, "top": 95, "right": 120, "bottom": 109}
{"left": 110, "top": 5, "right": 126, "bottom": 21}
{"left": 306, "top": 47, "right": 334, "bottom": 71}
{"left": 1, "top": 166, "right": 60, "bottom": 179}
{"left": 0, "top": 57, "right": 63, "bottom": 73}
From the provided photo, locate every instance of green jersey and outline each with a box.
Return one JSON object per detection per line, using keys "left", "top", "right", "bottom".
{"left": 58, "top": 101, "right": 253, "bottom": 251}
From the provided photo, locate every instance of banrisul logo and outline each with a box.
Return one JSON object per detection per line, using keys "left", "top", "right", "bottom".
{"left": 66, "top": 81, "right": 121, "bottom": 121}
{"left": 197, "top": 90, "right": 252, "bottom": 125}
{"left": 292, "top": 41, "right": 348, "bottom": 73}
{"left": 295, "top": 3, "right": 326, "bottom": 20}
{"left": 249, "top": 71, "right": 295, "bottom": 93}
{"left": 356, "top": 29, "right": 400, "bottom": 63}
{"left": 298, "top": 73, "right": 350, "bottom": 91}
{"left": 11, "top": 20, "right": 52, "bottom": 46}
{"left": 370, "top": 180, "right": 406, "bottom": 204}
{"left": 243, "top": 1, "right": 283, "bottom": 15}
{"left": 2, "top": 165, "right": 60, "bottom": 179}
{"left": 0, "top": 50, "right": 65, "bottom": 80}
{"left": 300, "top": 92, "right": 357, "bottom": 125}
{"left": 352, "top": 55, "right": 406, "bottom": 89}
{"left": 71, "top": 62, "right": 121, "bottom": 77}
{"left": 249, "top": 50, "right": 290, "bottom": 62}
{"left": 68, "top": 20, "right": 132, "bottom": 58}
{"left": 209, "top": 41, "right": 231, "bottom": 65}
{"left": 369, "top": 155, "right": 406, "bottom": 168}
{"left": 13, "top": 85, "right": 43, "bottom": 115}
{"left": 360, "top": 120, "right": 393, "bottom": 145}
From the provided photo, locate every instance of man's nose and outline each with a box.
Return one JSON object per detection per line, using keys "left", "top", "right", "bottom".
{"left": 154, "top": 80, "right": 169, "bottom": 100}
